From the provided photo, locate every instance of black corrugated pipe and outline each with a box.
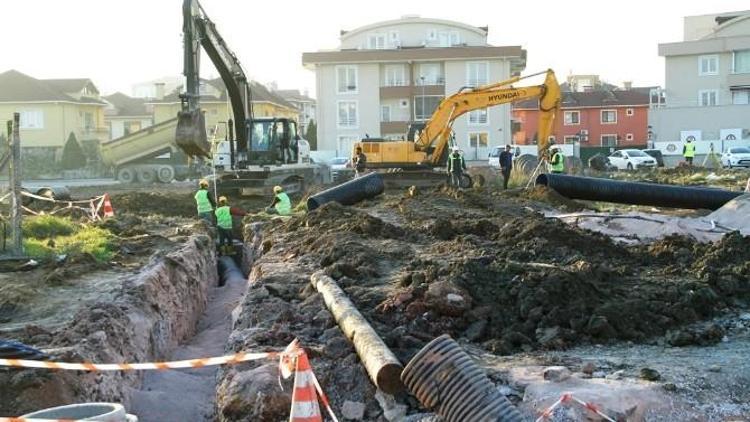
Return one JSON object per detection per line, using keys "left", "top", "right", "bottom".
{"left": 217, "top": 256, "right": 244, "bottom": 287}
{"left": 536, "top": 173, "right": 742, "bottom": 210}
{"left": 402, "top": 335, "right": 524, "bottom": 422}
{"left": 307, "top": 172, "right": 385, "bottom": 211}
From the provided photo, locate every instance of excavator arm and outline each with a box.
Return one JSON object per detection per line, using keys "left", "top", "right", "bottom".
{"left": 417, "top": 69, "right": 560, "bottom": 166}
{"left": 176, "top": 0, "right": 253, "bottom": 158}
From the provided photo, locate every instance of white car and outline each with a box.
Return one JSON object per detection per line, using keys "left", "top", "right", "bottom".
{"left": 608, "top": 149, "right": 657, "bottom": 170}
{"left": 329, "top": 157, "right": 350, "bottom": 171}
{"left": 488, "top": 146, "right": 503, "bottom": 168}
{"left": 721, "top": 147, "right": 750, "bottom": 168}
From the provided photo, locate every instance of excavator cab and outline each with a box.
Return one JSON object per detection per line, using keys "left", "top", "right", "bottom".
{"left": 245, "top": 118, "right": 299, "bottom": 165}
{"left": 175, "top": 108, "right": 211, "bottom": 158}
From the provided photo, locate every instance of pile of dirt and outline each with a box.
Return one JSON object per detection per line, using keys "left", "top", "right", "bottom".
{"left": 110, "top": 192, "right": 196, "bottom": 217}
{"left": 519, "top": 185, "right": 588, "bottom": 211}
{"left": 252, "top": 189, "right": 750, "bottom": 360}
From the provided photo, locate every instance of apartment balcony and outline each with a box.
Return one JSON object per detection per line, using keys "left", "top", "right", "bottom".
{"left": 380, "top": 84, "right": 444, "bottom": 99}
{"left": 380, "top": 121, "right": 409, "bottom": 135}
{"left": 728, "top": 72, "right": 750, "bottom": 88}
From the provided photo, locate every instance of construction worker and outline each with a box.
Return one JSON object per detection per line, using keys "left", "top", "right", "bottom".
{"left": 683, "top": 138, "right": 696, "bottom": 166}
{"left": 214, "top": 196, "right": 233, "bottom": 250}
{"left": 549, "top": 147, "right": 565, "bottom": 174}
{"left": 447, "top": 146, "right": 466, "bottom": 188}
{"left": 353, "top": 147, "right": 367, "bottom": 178}
{"left": 266, "top": 185, "right": 292, "bottom": 215}
{"left": 195, "top": 180, "right": 215, "bottom": 223}
{"left": 499, "top": 144, "right": 514, "bottom": 190}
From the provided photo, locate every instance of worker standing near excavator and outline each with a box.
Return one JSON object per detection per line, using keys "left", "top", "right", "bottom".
{"left": 214, "top": 196, "right": 233, "bottom": 252}
{"left": 499, "top": 145, "right": 514, "bottom": 189}
{"left": 266, "top": 186, "right": 292, "bottom": 216}
{"left": 447, "top": 147, "right": 466, "bottom": 188}
{"left": 549, "top": 147, "right": 565, "bottom": 174}
{"left": 353, "top": 147, "right": 367, "bottom": 178}
{"left": 195, "top": 180, "right": 215, "bottom": 223}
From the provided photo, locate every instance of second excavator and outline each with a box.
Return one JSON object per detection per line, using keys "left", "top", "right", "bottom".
{"left": 354, "top": 69, "right": 561, "bottom": 187}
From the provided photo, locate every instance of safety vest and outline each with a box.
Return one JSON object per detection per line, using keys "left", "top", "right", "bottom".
{"left": 215, "top": 206, "right": 233, "bottom": 229}
{"left": 448, "top": 154, "right": 464, "bottom": 173}
{"left": 550, "top": 152, "right": 565, "bottom": 173}
{"left": 195, "top": 190, "right": 212, "bottom": 213}
{"left": 684, "top": 142, "right": 695, "bottom": 158}
{"left": 275, "top": 192, "right": 292, "bottom": 215}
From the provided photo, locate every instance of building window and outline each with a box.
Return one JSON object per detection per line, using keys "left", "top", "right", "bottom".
{"left": 732, "top": 89, "right": 750, "bottom": 105}
{"left": 381, "top": 105, "right": 391, "bottom": 122}
{"left": 336, "top": 65, "right": 358, "bottom": 94}
{"left": 416, "top": 63, "right": 442, "bottom": 85}
{"left": 449, "top": 31, "right": 460, "bottom": 46}
{"left": 734, "top": 50, "right": 750, "bottom": 74}
{"left": 601, "top": 109, "right": 617, "bottom": 124}
{"left": 414, "top": 95, "right": 443, "bottom": 121}
{"left": 699, "top": 55, "right": 719, "bottom": 76}
{"left": 468, "top": 108, "right": 488, "bottom": 125}
{"left": 469, "top": 132, "right": 489, "bottom": 148}
{"left": 337, "top": 100, "right": 358, "bottom": 128}
{"left": 563, "top": 110, "right": 580, "bottom": 125}
{"left": 563, "top": 136, "right": 578, "bottom": 144}
{"left": 367, "top": 33, "right": 386, "bottom": 50}
{"left": 626, "top": 108, "right": 634, "bottom": 116}
{"left": 625, "top": 133, "right": 634, "bottom": 141}
{"left": 337, "top": 135, "right": 359, "bottom": 157}
{"left": 601, "top": 134, "right": 617, "bottom": 147}
{"left": 466, "top": 62, "right": 489, "bottom": 87}
{"left": 437, "top": 31, "right": 450, "bottom": 47}
{"left": 19, "top": 110, "right": 44, "bottom": 129}
{"left": 699, "top": 89, "right": 718, "bottom": 106}
{"left": 427, "top": 29, "right": 437, "bottom": 40}
{"left": 384, "top": 65, "right": 406, "bottom": 86}
{"left": 389, "top": 31, "right": 400, "bottom": 48}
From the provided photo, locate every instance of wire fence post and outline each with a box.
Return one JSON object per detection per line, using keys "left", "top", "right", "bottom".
{"left": 9, "top": 113, "right": 23, "bottom": 256}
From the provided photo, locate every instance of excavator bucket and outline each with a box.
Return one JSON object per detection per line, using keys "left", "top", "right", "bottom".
{"left": 175, "top": 110, "right": 211, "bottom": 158}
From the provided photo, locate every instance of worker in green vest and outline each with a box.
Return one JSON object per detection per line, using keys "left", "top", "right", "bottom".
{"left": 447, "top": 147, "right": 466, "bottom": 189}
{"left": 195, "top": 180, "right": 215, "bottom": 223}
{"left": 214, "top": 196, "right": 233, "bottom": 251}
{"left": 266, "top": 186, "right": 292, "bottom": 215}
{"left": 683, "top": 138, "right": 696, "bottom": 166}
{"left": 549, "top": 147, "right": 565, "bottom": 174}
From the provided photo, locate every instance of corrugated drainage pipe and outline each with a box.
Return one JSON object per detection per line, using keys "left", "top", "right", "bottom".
{"left": 21, "top": 403, "right": 137, "bottom": 422}
{"left": 401, "top": 335, "right": 524, "bottom": 422}
{"left": 536, "top": 173, "right": 742, "bottom": 210}
{"left": 218, "top": 256, "right": 244, "bottom": 287}
{"left": 307, "top": 172, "right": 384, "bottom": 211}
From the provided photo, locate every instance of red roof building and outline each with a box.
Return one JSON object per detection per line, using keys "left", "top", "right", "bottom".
{"left": 512, "top": 89, "right": 651, "bottom": 148}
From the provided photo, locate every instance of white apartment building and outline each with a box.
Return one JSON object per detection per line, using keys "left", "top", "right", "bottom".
{"left": 650, "top": 10, "right": 750, "bottom": 150}
{"left": 302, "top": 16, "right": 526, "bottom": 160}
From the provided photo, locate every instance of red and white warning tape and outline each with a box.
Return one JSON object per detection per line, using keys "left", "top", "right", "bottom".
{"left": 536, "top": 392, "right": 616, "bottom": 422}
{"left": 0, "top": 339, "right": 338, "bottom": 422}
{"left": 0, "top": 191, "right": 112, "bottom": 221}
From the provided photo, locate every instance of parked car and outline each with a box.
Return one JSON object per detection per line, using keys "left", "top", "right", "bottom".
{"left": 329, "top": 157, "right": 354, "bottom": 183}
{"left": 329, "top": 157, "right": 350, "bottom": 171}
{"left": 721, "top": 147, "right": 750, "bottom": 168}
{"left": 643, "top": 149, "right": 665, "bottom": 167}
{"left": 608, "top": 149, "right": 657, "bottom": 170}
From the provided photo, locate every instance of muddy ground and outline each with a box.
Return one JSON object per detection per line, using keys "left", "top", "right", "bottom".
{"left": 220, "top": 178, "right": 750, "bottom": 420}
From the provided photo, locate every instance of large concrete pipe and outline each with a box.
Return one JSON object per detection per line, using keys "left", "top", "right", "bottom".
{"left": 21, "top": 403, "right": 138, "bottom": 422}
{"left": 537, "top": 173, "right": 742, "bottom": 210}
{"left": 307, "top": 172, "right": 384, "bottom": 211}
{"left": 402, "top": 335, "right": 523, "bottom": 422}
{"left": 218, "top": 256, "right": 245, "bottom": 287}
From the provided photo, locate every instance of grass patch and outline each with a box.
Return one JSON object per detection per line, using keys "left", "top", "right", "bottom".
{"left": 22, "top": 216, "right": 114, "bottom": 261}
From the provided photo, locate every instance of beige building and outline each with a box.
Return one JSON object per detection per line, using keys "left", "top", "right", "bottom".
{"left": 146, "top": 78, "right": 298, "bottom": 141}
{"left": 303, "top": 16, "right": 526, "bottom": 160}
{"left": 0, "top": 70, "right": 107, "bottom": 161}
{"left": 103, "top": 93, "right": 153, "bottom": 140}
{"left": 650, "top": 10, "right": 750, "bottom": 146}
{"left": 276, "top": 89, "right": 316, "bottom": 134}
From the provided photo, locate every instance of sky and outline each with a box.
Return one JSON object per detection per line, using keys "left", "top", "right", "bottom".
{"left": 1, "top": 0, "right": 749, "bottom": 97}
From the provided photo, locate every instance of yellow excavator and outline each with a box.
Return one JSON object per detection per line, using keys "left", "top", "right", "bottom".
{"left": 354, "top": 69, "right": 561, "bottom": 185}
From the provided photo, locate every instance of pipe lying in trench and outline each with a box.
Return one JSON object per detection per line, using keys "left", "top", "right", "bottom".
{"left": 307, "top": 172, "right": 385, "bottom": 211}
{"left": 402, "top": 335, "right": 523, "bottom": 422}
{"left": 536, "top": 173, "right": 743, "bottom": 210}
{"left": 217, "top": 256, "right": 244, "bottom": 287}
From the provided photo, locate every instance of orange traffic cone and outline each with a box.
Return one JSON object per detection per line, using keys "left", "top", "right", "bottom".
{"left": 102, "top": 193, "right": 115, "bottom": 218}
{"left": 289, "top": 351, "right": 322, "bottom": 422}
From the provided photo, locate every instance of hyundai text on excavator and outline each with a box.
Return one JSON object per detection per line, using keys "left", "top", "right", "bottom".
{"left": 102, "top": 0, "right": 330, "bottom": 195}
{"left": 354, "top": 69, "right": 561, "bottom": 187}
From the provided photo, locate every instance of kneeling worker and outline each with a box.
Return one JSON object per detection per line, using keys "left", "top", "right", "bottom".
{"left": 214, "top": 196, "right": 233, "bottom": 251}
{"left": 266, "top": 185, "right": 292, "bottom": 216}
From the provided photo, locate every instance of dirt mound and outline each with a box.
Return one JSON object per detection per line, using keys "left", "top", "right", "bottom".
{"left": 521, "top": 185, "right": 587, "bottom": 211}
{"left": 110, "top": 192, "right": 196, "bottom": 217}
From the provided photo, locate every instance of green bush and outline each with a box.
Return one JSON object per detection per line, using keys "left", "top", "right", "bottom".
{"left": 61, "top": 132, "right": 87, "bottom": 170}
{"left": 22, "top": 215, "right": 77, "bottom": 238}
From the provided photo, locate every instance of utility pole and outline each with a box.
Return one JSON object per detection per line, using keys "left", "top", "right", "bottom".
{"left": 8, "top": 113, "right": 23, "bottom": 256}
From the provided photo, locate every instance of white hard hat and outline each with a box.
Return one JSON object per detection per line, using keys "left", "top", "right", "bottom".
{"left": 452, "top": 146, "right": 459, "bottom": 152}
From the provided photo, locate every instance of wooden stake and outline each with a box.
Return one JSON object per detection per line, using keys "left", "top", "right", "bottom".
{"left": 9, "top": 113, "right": 23, "bottom": 256}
